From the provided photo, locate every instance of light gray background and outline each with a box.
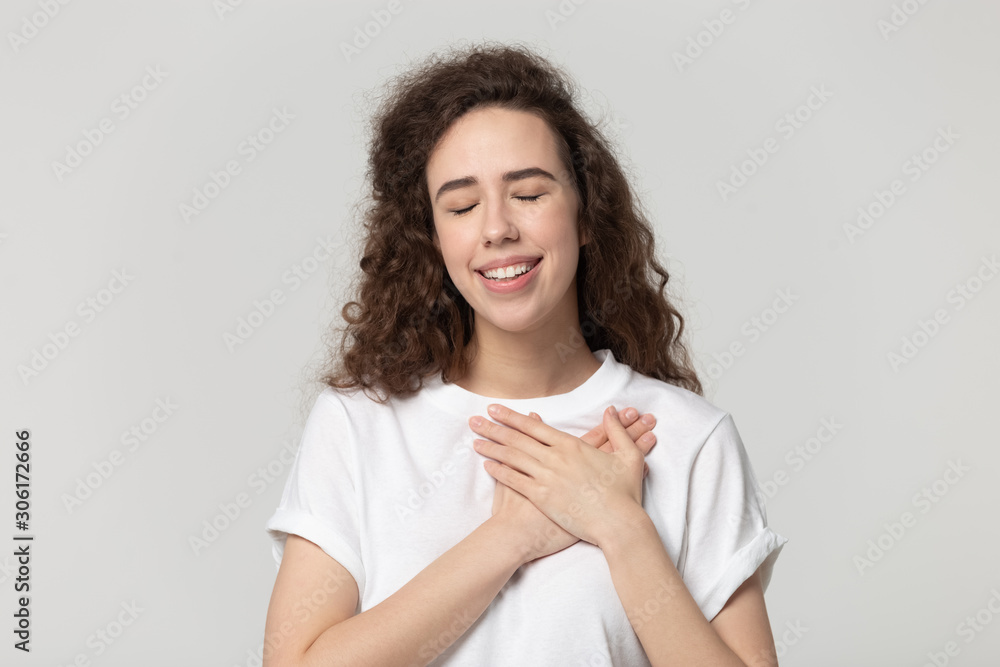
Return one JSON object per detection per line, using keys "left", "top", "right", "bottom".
{"left": 2, "top": 1, "right": 998, "bottom": 665}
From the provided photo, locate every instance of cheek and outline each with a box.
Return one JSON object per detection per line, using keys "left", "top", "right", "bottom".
{"left": 439, "top": 228, "right": 475, "bottom": 257}
{"left": 437, "top": 237, "right": 472, "bottom": 278}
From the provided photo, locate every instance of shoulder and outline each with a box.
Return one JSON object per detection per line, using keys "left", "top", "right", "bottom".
{"left": 623, "top": 367, "right": 730, "bottom": 436}
{"left": 309, "top": 383, "right": 415, "bottom": 421}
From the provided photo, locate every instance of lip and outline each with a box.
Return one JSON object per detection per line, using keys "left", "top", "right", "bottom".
{"left": 474, "top": 255, "right": 542, "bottom": 272}
{"left": 476, "top": 258, "right": 541, "bottom": 294}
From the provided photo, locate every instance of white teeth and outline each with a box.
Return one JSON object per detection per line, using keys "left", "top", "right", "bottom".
{"left": 482, "top": 262, "right": 535, "bottom": 280}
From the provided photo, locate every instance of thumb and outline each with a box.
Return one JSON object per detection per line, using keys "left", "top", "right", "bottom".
{"left": 604, "top": 405, "right": 639, "bottom": 455}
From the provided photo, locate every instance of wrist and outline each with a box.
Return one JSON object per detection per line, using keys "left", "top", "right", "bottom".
{"left": 595, "top": 501, "right": 653, "bottom": 554}
{"left": 481, "top": 515, "right": 533, "bottom": 569}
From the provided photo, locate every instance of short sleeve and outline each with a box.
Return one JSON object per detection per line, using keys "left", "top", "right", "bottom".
{"left": 265, "top": 389, "right": 365, "bottom": 602}
{"left": 679, "top": 413, "right": 787, "bottom": 621}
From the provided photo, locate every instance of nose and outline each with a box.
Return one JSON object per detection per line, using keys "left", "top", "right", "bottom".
{"left": 481, "top": 197, "right": 518, "bottom": 246}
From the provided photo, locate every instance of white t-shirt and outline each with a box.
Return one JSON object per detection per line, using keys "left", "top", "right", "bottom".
{"left": 265, "top": 348, "right": 787, "bottom": 666}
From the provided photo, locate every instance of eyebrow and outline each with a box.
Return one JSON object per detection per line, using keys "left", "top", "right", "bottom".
{"left": 433, "top": 167, "right": 558, "bottom": 204}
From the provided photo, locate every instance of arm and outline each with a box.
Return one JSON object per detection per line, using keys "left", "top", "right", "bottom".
{"left": 265, "top": 406, "right": 660, "bottom": 667}
{"left": 599, "top": 506, "right": 777, "bottom": 666}
{"left": 469, "top": 404, "right": 781, "bottom": 666}
{"left": 264, "top": 516, "right": 523, "bottom": 667}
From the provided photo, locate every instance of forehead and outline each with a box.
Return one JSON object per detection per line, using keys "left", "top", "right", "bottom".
{"left": 426, "top": 107, "right": 561, "bottom": 179}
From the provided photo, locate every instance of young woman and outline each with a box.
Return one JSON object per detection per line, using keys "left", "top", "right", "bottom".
{"left": 263, "top": 42, "right": 787, "bottom": 666}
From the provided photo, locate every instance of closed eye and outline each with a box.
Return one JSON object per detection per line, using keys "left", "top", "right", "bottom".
{"left": 448, "top": 194, "right": 545, "bottom": 217}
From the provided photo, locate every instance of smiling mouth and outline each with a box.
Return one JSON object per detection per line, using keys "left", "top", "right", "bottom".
{"left": 477, "top": 259, "right": 541, "bottom": 281}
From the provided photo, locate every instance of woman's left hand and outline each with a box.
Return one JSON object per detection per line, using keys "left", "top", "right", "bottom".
{"left": 470, "top": 404, "right": 646, "bottom": 549}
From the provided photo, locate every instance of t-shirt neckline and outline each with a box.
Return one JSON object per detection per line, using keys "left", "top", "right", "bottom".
{"left": 420, "top": 348, "right": 630, "bottom": 421}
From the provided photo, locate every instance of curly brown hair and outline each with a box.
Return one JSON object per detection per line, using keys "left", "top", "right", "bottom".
{"left": 319, "top": 40, "right": 702, "bottom": 403}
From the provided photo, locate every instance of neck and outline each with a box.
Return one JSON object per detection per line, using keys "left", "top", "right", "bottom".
{"left": 455, "top": 320, "right": 602, "bottom": 400}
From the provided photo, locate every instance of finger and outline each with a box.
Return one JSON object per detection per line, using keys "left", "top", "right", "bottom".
{"left": 469, "top": 413, "right": 549, "bottom": 461}
{"left": 603, "top": 433, "right": 656, "bottom": 466}
{"left": 604, "top": 405, "right": 641, "bottom": 456}
{"left": 580, "top": 407, "right": 640, "bottom": 447}
{"left": 529, "top": 412, "right": 543, "bottom": 422}
{"left": 630, "top": 413, "right": 656, "bottom": 443}
{"left": 473, "top": 437, "right": 547, "bottom": 479}
{"left": 635, "top": 429, "right": 657, "bottom": 456}
{"left": 479, "top": 404, "right": 577, "bottom": 452}
{"left": 481, "top": 458, "right": 538, "bottom": 500}
{"left": 596, "top": 412, "right": 657, "bottom": 455}
{"left": 615, "top": 417, "right": 657, "bottom": 455}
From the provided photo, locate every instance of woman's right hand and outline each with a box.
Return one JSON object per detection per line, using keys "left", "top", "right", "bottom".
{"left": 489, "top": 407, "right": 657, "bottom": 565}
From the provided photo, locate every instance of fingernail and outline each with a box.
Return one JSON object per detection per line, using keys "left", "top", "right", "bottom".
{"left": 641, "top": 414, "right": 655, "bottom": 425}
{"left": 623, "top": 408, "right": 637, "bottom": 420}
{"left": 470, "top": 416, "right": 482, "bottom": 427}
{"left": 488, "top": 404, "right": 500, "bottom": 416}
{"left": 609, "top": 405, "right": 617, "bottom": 417}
